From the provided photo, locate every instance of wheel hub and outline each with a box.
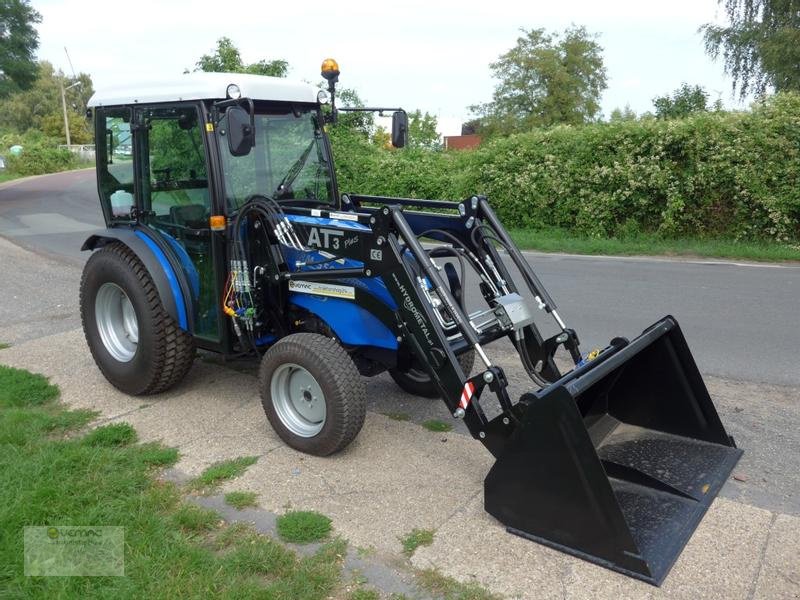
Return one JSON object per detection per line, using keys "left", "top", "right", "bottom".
{"left": 95, "top": 282, "right": 138, "bottom": 363}
{"left": 271, "top": 363, "right": 326, "bottom": 437}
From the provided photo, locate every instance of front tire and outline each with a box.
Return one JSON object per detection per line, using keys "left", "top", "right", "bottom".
{"left": 80, "top": 242, "right": 195, "bottom": 395}
{"left": 259, "top": 333, "right": 365, "bottom": 456}
{"left": 389, "top": 350, "right": 475, "bottom": 398}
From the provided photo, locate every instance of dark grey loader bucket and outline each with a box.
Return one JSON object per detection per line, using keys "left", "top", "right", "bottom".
{"left": 484, "top": 316, "right": 742, "bottom": 586}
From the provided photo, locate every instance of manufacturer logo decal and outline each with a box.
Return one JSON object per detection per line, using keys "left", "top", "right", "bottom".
{"left": 288, "top": 280, "right": 356, "bottom": 300}
{"left": 391, "top": 273, "right": 434, "bottom": 347}
{"left": 329, "top": 211, "right": 360, "bottom": 222}
{"left": 307, "top": 227, "right": 344, "bottom": 250}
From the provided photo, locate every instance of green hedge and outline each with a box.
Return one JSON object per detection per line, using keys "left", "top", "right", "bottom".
{"left": 5, "top": 144, "right": 78, "bottom": 176}
{"left": 332, "top": 93, "right": 800, "bottom": 242}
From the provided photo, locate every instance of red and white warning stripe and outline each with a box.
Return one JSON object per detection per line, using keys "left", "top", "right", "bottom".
{"left": 458, "top": 381, "right": 476, "bottom": 411}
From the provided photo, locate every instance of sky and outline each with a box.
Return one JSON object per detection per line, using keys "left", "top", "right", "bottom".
{"left": 33, "top": 0, "right": 746, "bottom": 136}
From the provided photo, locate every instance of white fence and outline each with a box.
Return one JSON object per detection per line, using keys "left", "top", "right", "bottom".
{"left": 59, "top": 144, "right": 96, "bottom": 162}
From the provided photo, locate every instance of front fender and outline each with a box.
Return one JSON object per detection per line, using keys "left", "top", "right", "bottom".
{"left": 82, "top": 227, "right": 194, "bottom": 332}
{"left": 289, "top": 293, "right": 398, "bottom": 350}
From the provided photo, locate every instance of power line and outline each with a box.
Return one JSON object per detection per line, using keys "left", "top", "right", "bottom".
{"left": 64, "top": 47, "right": 76, "bottom": 78}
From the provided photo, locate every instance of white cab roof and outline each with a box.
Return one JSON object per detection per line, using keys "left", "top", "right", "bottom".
{"left": 88, "top": 72, "right": 319, "bottom": 107}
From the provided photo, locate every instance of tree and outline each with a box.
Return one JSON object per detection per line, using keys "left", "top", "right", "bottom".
{"left": 0, "top": 62, "right": 94, "bottom": 143}
{"left": 194, "top": 37, "right": 288, "bottom": 77}
{"left": 609, "top": 105, "right": 637, "bottom": 122}
{"left": 328, "top": 87, "right": 374, "bottom": 139}
{"left": 371, "top": 111, "right": 441, "bottom": 150}
{"left": 407, "top": 110, "right": 441, "bottom": 150}
{"left": 470, "top": 26, "right": 607, "bottom": 134}
{"left": 461, "top": 119, "right": 481, "bottom": 135}
{"left": 652, "top": 84, "right": 709, "bottom": 119}
{"left": 371, "top": 126, "right": 391, "bottom": 148}
{"left": 0, "top": 0, "right": 41, "bottom": 97}
{"left": 703, "top": 0, "right": 800, "bottom": 98}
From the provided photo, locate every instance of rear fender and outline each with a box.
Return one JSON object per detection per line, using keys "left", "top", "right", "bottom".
{"left": 82, "top": 228, "right": 194, "bottom": 332}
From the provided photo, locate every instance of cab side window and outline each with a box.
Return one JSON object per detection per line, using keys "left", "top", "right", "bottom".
{"left": 96, "top": 108, "right": 135, "bottom": 221}
{"left": 140, "top": 106, "right": 210, "bottom": 229}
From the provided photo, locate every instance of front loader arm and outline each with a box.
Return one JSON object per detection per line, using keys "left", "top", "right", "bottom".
{"left": 275, "top": 196, "right": 581, "bottom": 449}
{"left": 367, "top": 207, "right": 500, "bottom": 440}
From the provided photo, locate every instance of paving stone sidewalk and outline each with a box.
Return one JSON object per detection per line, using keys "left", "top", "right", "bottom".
{"left": 2, "top": 329, "right": 798, "bottom": 599}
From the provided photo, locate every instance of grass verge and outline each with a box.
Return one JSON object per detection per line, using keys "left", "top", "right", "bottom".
{"left": 0, "top": 342, "right": 10, "bottom": 350}
{"left": 509, "top": 227, "right": 800, "bottom": 262}
{"left": 400, "top": 528, "right": 435, "bottom": 556}
{"left": 0, "top": 364, "right": 346, "bottom": 598}
{"left": 277, "top": 510, "right": 332, "bottom": 544}
{"left": 0, "top": 172, "right": 22, "bottom": 185}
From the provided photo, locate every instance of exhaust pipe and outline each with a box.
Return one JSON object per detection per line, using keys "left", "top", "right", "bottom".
{"left": 484, "top": 316, "right": 742, "bottom": 585}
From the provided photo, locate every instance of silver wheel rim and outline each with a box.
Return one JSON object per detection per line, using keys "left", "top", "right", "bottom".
{"left": 270, "top": 363, "right": 326, "bottom": 437}
{"left": 95, "top": 282, "right": 139, "bottom": 362}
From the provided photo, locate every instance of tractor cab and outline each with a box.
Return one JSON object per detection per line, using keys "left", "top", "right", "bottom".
{"left": 89, "top": 72, "right": 346, "bottom": 346}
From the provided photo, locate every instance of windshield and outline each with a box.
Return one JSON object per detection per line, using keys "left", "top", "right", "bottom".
{"left": 218, "top": 107, "right": 334, "bottom": 211}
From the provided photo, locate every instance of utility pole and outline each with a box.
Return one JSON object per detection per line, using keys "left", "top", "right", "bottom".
{"left": 60, "top": 78, "right": 82, "bottom": 147}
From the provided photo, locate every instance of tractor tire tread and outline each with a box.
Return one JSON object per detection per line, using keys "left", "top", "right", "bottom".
{"left": 80, "top": 242, "right": 195, "bottom": 395}
{"left": 259, "top": 333, "right": 365, "bottom": 456}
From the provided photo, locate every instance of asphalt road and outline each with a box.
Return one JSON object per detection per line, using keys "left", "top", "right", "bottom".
{"left": 1, "top": 168, "right": 798, "bottom": 386}
{"left": 0, "top": 169, "right": 103, "bottom": 264}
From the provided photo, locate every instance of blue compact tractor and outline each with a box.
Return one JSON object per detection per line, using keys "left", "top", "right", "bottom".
{"left": 80, "top": 59, "right": 741, "bottom": 585}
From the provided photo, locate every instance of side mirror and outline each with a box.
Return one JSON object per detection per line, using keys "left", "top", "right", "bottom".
{"left": 227, "top": 106, "right": 255, "bottom": 157}
{"left": 391, "top": 110, "right": 408, "bottom": 148}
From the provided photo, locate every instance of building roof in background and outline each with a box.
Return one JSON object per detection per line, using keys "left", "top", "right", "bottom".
{"left": 444, "top": 134, "right": 482, "bottom": 151}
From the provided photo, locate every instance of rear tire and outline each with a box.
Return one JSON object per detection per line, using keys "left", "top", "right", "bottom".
{"left": 259, "top": 333, "right": 365, "bottom": 456}
{"left": 389, "top": 350, "right": 475, "bottom": 398}
{"left": 80, "top": 242, "right": 195, "bottom": 395}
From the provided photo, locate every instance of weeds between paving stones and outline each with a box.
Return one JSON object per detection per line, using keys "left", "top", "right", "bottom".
{"left": 187, "top": 455, "right": 259, "bottom": 490}
{"left": 224, "top": 490, "right": 259, "bottom": 510}
{"left": 400, "top": 528, "right": 435, "bottom": 556}
{"left": 383, "top": 412, "right": 411, "bottom": 421}
{"left": 349, "top": 588, "right": 380, "bottom": 600}
{"left": 277, "top": 510, "right": 332, "bottom": 543}
{"left": 422, "top": 419, "right": 452, "bottom": 433}
{"left": 416, "top": 568, "right": 502, "bottom": 600}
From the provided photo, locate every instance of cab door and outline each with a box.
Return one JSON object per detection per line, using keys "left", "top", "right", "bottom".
{"left": 133, "top": 104, "right": 220, "bottom": 342}
{"left": 95, "top": 107, "right": 136, "bottom": 225}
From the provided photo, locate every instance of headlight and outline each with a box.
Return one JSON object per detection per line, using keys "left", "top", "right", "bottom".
{"left": 226, "top": 84, "right": 241, "bottom": 100}
{"left": 317, "top": 89, "right": 330, "bottom": 105}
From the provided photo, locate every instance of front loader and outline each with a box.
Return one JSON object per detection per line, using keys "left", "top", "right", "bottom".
{"left": 80, "top": 59, "right": 741, "bottom": 585}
